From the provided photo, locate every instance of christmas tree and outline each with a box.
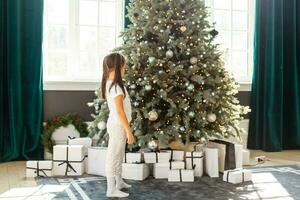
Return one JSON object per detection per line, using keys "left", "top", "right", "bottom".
{"left": 88, "top": 0, "right": 250, "bottom": 148}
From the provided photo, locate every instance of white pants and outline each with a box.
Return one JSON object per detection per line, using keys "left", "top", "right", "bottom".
{"left": 105, "top": 121, "right": 127, "bottom": 178}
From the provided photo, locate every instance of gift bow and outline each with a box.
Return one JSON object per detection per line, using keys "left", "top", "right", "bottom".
{"left": 26, "top": 161, "right": 52, "bottom": 177}
{"left": 53, "top": 146, "right": 86, "bottom": 176}
{"left": 185, "top": 150, "right": 203, "bottom": 170}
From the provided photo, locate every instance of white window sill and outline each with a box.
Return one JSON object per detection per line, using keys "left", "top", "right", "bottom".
{"left": 44, "top": 81, "right": 252, "bottom": 92}
{"left": 238, "top": 82, "right": 252, "bottom": 92}
{"left": 44, "top": 81, "right": 100, "bottom": 91}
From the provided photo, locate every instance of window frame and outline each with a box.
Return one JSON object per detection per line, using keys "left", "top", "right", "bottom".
{"left": 43, "top": 0, "right": 254, "bottom": 91}
{"left": 43, "top": 0, "right": 124, "bottom": 90}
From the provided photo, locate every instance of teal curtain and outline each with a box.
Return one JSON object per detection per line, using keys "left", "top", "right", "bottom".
{"left": 248, "top": 0, "right": 300, "bottom": 151}
{"left": 124, "top": 0, "right": 130, "bottom": 28}
{"left": 0, "top": 0, "right": 44, "bottom": 162}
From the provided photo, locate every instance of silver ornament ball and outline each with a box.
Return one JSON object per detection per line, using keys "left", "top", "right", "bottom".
{"left": 207, "top": 113, "right": 217, "bottom": 122}
{"left": 179, "top": 126, "right": 186, "bottom": 132}
{"left": 133, "top": 101, "right": 139, "bottom": 107}
{"left": 166, "top": 50, "right": 174, "bottom": 58}
{"left": 147, "top": 140, "right": 158, "bottom": 150}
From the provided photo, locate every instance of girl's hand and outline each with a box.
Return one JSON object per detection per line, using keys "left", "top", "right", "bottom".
{"left": 126, "top": 132, "right": 136, "bottom": 144}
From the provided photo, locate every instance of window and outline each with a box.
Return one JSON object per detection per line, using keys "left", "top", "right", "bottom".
{"left": 205, "top": 0, "right": 255, "bottom": 83}
{"left": 43, "top": 0, "right": 124, "bottom": 85}
{"left": 43, "top": 0, "right": 253, "bottom": 90}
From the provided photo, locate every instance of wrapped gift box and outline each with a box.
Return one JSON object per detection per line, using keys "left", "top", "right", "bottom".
{"left": 166, "top": 150, "right": 184, "bottom": 161}
{"left": 123, "top": 152, "right": 143, "bottom": 163}
{"left": 185, "top": 151, "right": 204, "bottom": 177}
{"left": 204, "top": 148, "right": 219, "bottom": 178}
{"left": 53, "top": 145, "right": 85, "bottom": 176}
{"left": 144, "top": 151, "right": 170, "bottom": 163}
{"left": 207, "top": 140, "right": 243, "bottom": 172}
{"left": 242, "top": 149, "right": 250, "bottom": 166}
{"left": 223, "top": 169, "right": 252, "bottom": 184}
{"left": 153, "top": 163, "right": 169, "bottom": 179}
{"left": 26, "top": 161, "right": 53, "bottom": 177}
{"left": 87, "top": 147, "right": 107, "bottom": 177}
{"left": 168, "top": 169, "right": 194, "bottom": 182}
{"left": 67, "top": 137, "right": 92, "bottom": 173}
{"left": 234, "top": 144, "right": 243, "bottom": 169}
{"left": 122, "top": 163, "right": 150, "bottom": 181}
{"left": 67, "top": 137, "right": 92, "bottom": 155}
{"left": 170, "top": 161, "right": 185, "bottom": 170}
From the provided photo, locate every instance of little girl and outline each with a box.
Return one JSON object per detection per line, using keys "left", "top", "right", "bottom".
{"left": 102, "top": 52, "right": 135, "bottom": 198}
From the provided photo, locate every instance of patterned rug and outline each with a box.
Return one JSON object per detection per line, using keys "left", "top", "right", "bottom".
{"left": 36, "top": 165, "right": 300, "bottom": 200}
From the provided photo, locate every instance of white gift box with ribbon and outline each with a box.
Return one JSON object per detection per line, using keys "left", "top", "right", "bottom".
{"left": 87, "top": 147, "right": 107, "bottom": 177}
{"left": 185, "top": 151, "right": 204, "bottom": 177}
{"left": 169, "top": 161, "right": 185, "bottom": 170}
{"left": 168, "top": 169, "right": 194, "bottom": 182}
{"left": 166, "top": 150, "right": 185, "bottom": 161}
{"left": 26, "top": 160, "right": 53, "bottom": 177}
{"left": 242, "top": 149, "right": 250, "bottom": 166}
{"left": 52, "top": 145, "right": 85, "bottom": 176}
{"left": 204, "top": 148, "right": 219, "bottom": 178}
{"left": 123, "top": 152, "right": 143, "bottom": 163}
{"left": 144, "top": 151, "right": 170, "bottom": 163}
{"left": 122, "top": 163, "right": 150, "bottom": 181}
{"left": 234, "top": 144, "right": 243, "bottom": 169}
{"left": 153, "top": 163, "right": 169, "bottom": 179}
{"left": 223, "top": 169, "right": 252, "bottom": 184}
{"left": 67, "top": 137, "right": 92, "bottom": 173}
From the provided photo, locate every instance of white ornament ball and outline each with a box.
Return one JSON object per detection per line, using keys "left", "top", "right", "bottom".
{"left": 188, "top": 111, "right": 195, "bottom": 118}
{"left": 179, "top": 126, "right": 186, "bottom": 132}
{"left": 148, "top": 56, "right": 156, "bottom": 64}
{"left": 147, "top": 140, "right": 158, "bottom": 150}
{"left": 97, "top": 121, "right": 106, "bottom": 130}
{"left": 180, "top": 26, "right": 187, "bottom": 32}
{"left": 187, "top": 84, "right": 195, "bottom": 91}
{"left": 130, "top": 84, "right": 137, "bottom": 89}
{"left": 200, "top": 137, "right": 206, "bottom": 143}
{"left": 190, "top": 57, "right": 198, "bottom": 64}
{"left": 148, "top": 110, "right": 158, "bottom": 121}
{"left": 145, "top": 85, "right": 152, "bottom": 91}
{"left": 166, "top": 50, "right": 174, "bottom": 58}
{"left": 134, "top": 130, "right": 143, "bottom": 136}
{"left": 207, "top": 113, "right": 217, "bottom": 122}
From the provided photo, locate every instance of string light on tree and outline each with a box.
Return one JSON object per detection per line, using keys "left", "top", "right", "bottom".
{"left": 87, "top": 0, "right": 250, "bottom": 150}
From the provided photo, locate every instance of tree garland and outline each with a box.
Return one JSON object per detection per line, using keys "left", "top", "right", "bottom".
{"left": 41, "top": 113, "right": 89, "bottom": 153}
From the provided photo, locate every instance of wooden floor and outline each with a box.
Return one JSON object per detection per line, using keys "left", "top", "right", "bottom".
{"left": 0, "top": 150, "right": 299, "bottom": 198}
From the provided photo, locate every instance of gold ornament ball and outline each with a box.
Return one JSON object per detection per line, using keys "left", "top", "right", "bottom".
{"left": 190, "top": 57, "right": 198, "bottom": 64}
{"left": 180, "top": 26, "right": 187, "bottom": 32}
{"left": 148, "top": 110, "right": 158, "bottom": 121}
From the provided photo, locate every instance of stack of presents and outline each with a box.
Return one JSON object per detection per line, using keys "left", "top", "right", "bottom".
{"left": 26, "top": 138, "right": 252, "bottom": 184}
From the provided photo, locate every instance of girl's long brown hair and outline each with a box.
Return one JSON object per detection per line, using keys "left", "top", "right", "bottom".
{"left": 101, "top": 53, "right": 126, "bottom": 99}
